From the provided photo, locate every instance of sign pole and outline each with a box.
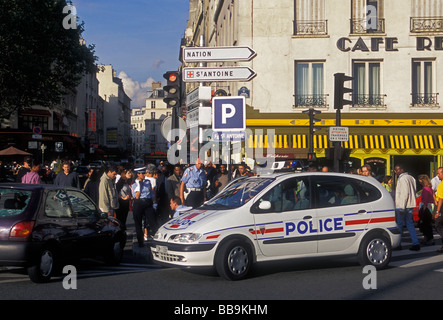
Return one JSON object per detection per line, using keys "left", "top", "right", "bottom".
{"left": 334, "top": 109, "right": 342, "bottom": 172}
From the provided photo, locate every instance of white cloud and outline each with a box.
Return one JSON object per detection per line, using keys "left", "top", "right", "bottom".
{"left": 118, "top": 71, "right": 154, "bottom": 108}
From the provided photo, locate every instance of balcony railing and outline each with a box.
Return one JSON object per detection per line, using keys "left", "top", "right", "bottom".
{"left": 294, "top": 20, "right": 328, "bottom": 36}
{"left": 410, "top": 17, "right": 443, "bottom": 33}
{"left": 294, "top": 94, "right": 328, "bottom": 108}
{"left": 411, "top": 93, "right": 439, "bottom": 107}
{"left": 351, "top": 18, "right": 385, "bottom": 34}
{"left": 351, "top": 94, "right": 386, "bottom": 107}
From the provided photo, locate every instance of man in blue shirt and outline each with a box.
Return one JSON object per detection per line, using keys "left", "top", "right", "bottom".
{"left": 53, "top": 161, "right": 80, "bottom": 189}
{"left": 131, "top": 168, "right": 157, "bottom": 247}
{"left": 180, "top": 158, "right": 207, "bottom": 208}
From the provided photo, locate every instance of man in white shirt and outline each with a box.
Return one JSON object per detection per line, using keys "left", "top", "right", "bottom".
{"left": 394, "top": 164, "right": 420, "bottom": 251}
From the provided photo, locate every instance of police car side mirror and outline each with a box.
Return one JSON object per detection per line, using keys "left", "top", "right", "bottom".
{"left": 258, "top": 201, "right": 272, "bottom": 210}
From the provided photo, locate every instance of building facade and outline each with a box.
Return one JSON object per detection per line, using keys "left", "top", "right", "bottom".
{"left": 183, "top": 0, "right": 443, "bottom": 177}
{"left": 130, "top": 83, "right": 172, "bottom": 160}
{"left": 97, "top": 65, "right": 132, "bottom": 154}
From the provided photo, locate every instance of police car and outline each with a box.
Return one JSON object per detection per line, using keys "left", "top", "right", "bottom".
{"left": 150, "top": 172, "right": 401, "bottom": 280}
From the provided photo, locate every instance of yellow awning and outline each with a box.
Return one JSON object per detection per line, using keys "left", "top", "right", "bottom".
{"left": 247, "top": 133, "right": 443, "bottom": 151}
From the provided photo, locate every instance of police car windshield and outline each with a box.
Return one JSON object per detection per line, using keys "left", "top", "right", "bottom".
{"left": 203, "top": 177, "right": 274, "bottom": 209}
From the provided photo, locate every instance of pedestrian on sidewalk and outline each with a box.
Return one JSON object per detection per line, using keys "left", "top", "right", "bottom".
{"left": 53, "top": 161, "right": 80, "bottom": 189}
{"left": 394, "top": 164, "right": 420, "bottom": 251}
{"left": 21, "top": 164, "right": 43, "bottom": 184}
{"left": 417, "top": 174, "right": 435, "bottom": 245}
{"left": 98, "top": 166, "right": 119, "bottom": 217}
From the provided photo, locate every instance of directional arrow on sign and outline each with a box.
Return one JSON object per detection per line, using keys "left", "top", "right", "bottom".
{"left": 183, "top": 46, "right": 257, "bottom": 62}
{"left": 183, "top": 67, "right": 257, "bottom": 83}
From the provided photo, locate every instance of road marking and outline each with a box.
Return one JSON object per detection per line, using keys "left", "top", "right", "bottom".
{"left": 390, "top": 255, "right": 443, "bottom": 268}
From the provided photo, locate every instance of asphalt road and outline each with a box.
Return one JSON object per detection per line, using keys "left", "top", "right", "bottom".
{"left": 1, "top": 213, "right": 443, "bottom": 302}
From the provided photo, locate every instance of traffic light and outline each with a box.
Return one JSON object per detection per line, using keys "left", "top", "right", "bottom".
{"left": 163, "top": 71, "right": 181, "bottom": 108}
{"left": 307, "top": 152, "right": 317, "bottom": 162}
{"left": 302, "top": 108, "right": 322, "bottom": 135}
{"left": 334, "top": 73, "right": 353, "bottom": 109}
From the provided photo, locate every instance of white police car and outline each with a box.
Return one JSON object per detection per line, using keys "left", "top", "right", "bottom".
{"left": 150, "top": 172, "right": 401, "bottom": 280}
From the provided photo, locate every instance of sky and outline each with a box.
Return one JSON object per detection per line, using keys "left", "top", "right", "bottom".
{"left": 73, "top": 0, "right": 190, "bottom": 108}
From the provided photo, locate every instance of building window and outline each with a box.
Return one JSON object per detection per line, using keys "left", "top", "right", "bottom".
{"left": 151, "top": 101, "right": 156, "bottom": 109}
{"left": 410, "top": 0, "right": 443, "bottom": 33}
{"left": 18, "top": 115, "right": 49, "bottom": 131}
{"left": 294, "top": 0, "right": 327, "bottom": 36}
{"left": 294, "top": 61, "right": 327, "bottom": 108}
{"left": 352, "top": 61, "right": 386, "bottom": 107}
{"left": 351, "top": 0, "right": 384, "bottom": 34}
{"left": 151, "top": 112, "right": 155, "bottom": 119}
{"left": 411, "top": 59, "right": 439, "bottom": 107}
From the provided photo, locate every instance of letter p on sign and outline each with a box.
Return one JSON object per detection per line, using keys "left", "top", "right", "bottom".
{"left": 212, "top": 96, "right": 245, "bottom": 132}
{"left": 222, "top": 104, "right": 236, "bottom": 124}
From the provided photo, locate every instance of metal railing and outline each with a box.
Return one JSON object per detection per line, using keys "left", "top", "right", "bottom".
{"left": 411, "top": 93, "right": 439, "bottom": 107}
{"left": 294, "top": 20, "right": 328, "bottom": 36}
{"left": 294, "top": 94, "right": 328, "bottom": 108}
{"left": 410, "top": 17, "right": 443, "bottom": 33}
{"left": 351, "top": 18, "right": 385, "bottom": 34}
{"left": 351, "top": 94, "right": 386, "bottom": 107}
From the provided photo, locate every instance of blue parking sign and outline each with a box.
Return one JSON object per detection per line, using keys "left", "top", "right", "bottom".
{"left": 212, "top": 96, "right": 246, "bottom": 132}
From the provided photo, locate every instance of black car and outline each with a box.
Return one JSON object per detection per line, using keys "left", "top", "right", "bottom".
{"left": 0, "top": 184, "right": 126, "bottom": 283}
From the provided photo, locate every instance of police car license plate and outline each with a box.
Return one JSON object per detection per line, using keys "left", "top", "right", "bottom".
{"left": 156, "top": 245, "right": 168, "bottom": 254}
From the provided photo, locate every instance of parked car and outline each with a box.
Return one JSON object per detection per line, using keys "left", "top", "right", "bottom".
{"left": 0, "top": 184, "right": 126, "bottom": 283}
{"left": 150, "top": 172, "right": 401, "bottom": 280}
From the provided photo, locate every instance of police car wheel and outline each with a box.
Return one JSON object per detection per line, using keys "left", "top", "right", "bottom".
{"left": 215, "top": 239, "right": 252, "bottom": 281}
{"left": 358, "top": 234, "right": 391, "bottom": 269}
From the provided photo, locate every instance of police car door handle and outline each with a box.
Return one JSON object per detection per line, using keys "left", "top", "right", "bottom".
{"left": 358, "top": 210, "right": 367, "bottom": 214}
{"left": 303, "top": 215, "right": 312, "bottom": 220}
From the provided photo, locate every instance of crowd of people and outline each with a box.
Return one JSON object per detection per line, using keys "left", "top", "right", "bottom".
{"left": 4, "top": 156, "right": 443, "bottom": 253}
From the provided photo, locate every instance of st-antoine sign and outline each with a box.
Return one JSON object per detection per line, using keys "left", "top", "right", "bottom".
{"left": 337, "top": 36, "right": 443, "bottom": 52}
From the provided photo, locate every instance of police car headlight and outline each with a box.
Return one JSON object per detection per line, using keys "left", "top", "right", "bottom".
{"left": 153, "top": 232, "right": 162, "bottom": 241}
{"left": 169, "top": 233, "right": 202, "bottom": 243}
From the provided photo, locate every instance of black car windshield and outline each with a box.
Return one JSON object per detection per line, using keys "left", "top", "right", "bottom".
{"left": 0, "top": 188, "right": 32, "bottom": 217}
{"left": 202, "top": 177, "right": 274, "bottom": 209}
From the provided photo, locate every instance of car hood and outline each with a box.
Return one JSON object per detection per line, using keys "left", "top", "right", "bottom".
{"left": 161, "top": 207, "right": 229, "bottom": 232}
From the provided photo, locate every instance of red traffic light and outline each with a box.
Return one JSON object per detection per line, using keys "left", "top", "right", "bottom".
{"left": 169, "top": 73, "right": 177, "bottom": 82}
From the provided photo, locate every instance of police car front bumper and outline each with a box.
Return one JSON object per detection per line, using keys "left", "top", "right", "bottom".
{"left": 149, "top": 240, "right": 217, "bottom": 268}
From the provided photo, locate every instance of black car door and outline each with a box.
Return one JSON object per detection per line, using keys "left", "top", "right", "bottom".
{"left": 65, "top": 189, "right": 111, "bottom": 257}
{"left": 40, "top": 189, "right": 78, "bottom": 256}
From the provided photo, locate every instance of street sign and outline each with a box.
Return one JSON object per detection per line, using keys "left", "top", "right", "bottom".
{"left": 33, "top": 126, "right": 42, "bottom": 135}
{"left": 160, "top": 116, "right": 187, "bottom": 141}
{"left": 55, "top": 142, "right": 63, "bottom": 152}
{"left": 183, "top": 46, "right": 257, "bottom": 63}
{"left": 185, "top": 86, "right": 212, "bottom": 108}
{"left": 328, "top": 126, "right": 349, "bottom": 142}
{"left": 212, "top": 96, "right": 246, "bottom": 132}
{"left": 183, "top": 67, "right": 256, "bottom": 83}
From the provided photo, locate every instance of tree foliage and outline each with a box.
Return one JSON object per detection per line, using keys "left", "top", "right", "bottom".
{"left": 0, "top": 0, "right": 98, "bottom": 117}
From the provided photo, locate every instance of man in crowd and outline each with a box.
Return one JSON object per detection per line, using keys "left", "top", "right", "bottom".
{"left": 98, "top": 166, "right": 119, "bottom": 217}
{"left": 394, "top": 164, "right": 420, "bottom": 251}
{"left": 180, "top": 158, "right": 207, "bottom": 208}
{"left": 53, "top": 161, "right": 80, "bottom": 188}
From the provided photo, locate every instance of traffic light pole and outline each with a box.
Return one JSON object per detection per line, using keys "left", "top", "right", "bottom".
{"left": 333, "top": 109, "right": 341, "bottom": 172}
{"left": 333, "top": 72, "right": 352, "bottom": 172}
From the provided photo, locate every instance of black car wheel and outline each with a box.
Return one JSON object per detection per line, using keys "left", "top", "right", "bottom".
{"left": 27, "top": 247, "right": 56, "bottom": 283}
{"left": 215, "top": 239, "right": 253, "bottom": 281}
{"left": 104, "top": 237, "right": 125, "bottom": 266}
